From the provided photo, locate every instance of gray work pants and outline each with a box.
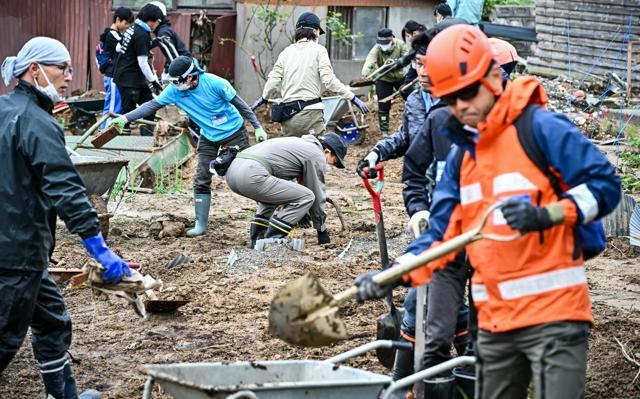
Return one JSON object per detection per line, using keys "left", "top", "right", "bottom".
{"left": 423, "top": 253, "right": 470, "bottom": 368}
{"left": 194, "top": 127, "right": 249, "bottom": 194}
{"left": 477, "top": 321, "right": 589, "bottom": 399}
{"left": 281, "top": 109, "right": 325, "bottom": 137}
{"left": 226, "top": 158, "right": 315, "bottom": 225}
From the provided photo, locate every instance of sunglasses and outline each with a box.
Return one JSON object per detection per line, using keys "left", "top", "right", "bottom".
{"left": 440, "top": 80, "right": 483, "bottom": 106}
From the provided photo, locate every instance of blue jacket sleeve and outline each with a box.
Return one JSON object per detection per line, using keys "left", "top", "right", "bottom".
{"left": 531, "top": 109, "right": 621, "bottom": 223}
{"left": 404, "top": 146, "right": 463, "bottom": 255}
{"left": 375, "top": 89, "right": 425, "bottom": 161}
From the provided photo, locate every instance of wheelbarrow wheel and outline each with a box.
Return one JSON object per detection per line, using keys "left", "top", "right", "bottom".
{"left": 89, "top": 195, "right": 110, "bottom": 239}
{"left": 337, "top": 122, "right": 366, "bottom": 145}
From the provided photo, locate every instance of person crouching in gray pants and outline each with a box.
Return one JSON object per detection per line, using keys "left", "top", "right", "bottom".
{"left": 226, "top": 132, "right": 347, "bottom": 247}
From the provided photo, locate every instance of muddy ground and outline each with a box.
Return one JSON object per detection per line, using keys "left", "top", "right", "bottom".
{"left": 2, "top": 104, "right": 640, "bottom": 399}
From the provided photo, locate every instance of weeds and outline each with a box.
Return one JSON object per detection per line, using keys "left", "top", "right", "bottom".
{"left": 154, "top": 162, "right": 187, "bottom": 195}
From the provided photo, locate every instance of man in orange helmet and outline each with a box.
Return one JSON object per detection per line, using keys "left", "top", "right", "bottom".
{"left": 354, "top": 25, "right": 621, "bottom": 398}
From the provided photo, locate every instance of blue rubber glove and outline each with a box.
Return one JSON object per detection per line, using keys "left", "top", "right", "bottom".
{"left": 82, "top": 233, "right": 131, "bottom": 285}
{"left": 351, "top": 96, "right": 370, "bottom": 114}
{"left": 251, "top": 96, "right": 266, "bottom": 111}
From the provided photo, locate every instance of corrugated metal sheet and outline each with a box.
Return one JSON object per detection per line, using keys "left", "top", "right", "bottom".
{"left": 1, "top": 1, "right": 237, "bottom": 95}
{"left": 528, "top": 0, "right": 640, "bottom": 85}
{"left": 210, "top": 13, "right": 236, "bottom": 81}
{"left": 237, "top": 0, "right": 429, "bottom": 6}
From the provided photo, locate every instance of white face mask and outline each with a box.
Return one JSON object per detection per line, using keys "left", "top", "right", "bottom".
{"left": 35, "top": 65, "right": 63, "bottom": 103}
{"left": 380, "top": 43, "right": 392, "bottom": 52}
{"left": 175, "top": 82, "right": 191, "bottom": 91}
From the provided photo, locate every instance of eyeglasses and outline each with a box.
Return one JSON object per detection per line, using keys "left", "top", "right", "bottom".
{"left": 440, "top": 77, "right": 499, "bottom": 106}
{"left": 42, "top": 63, "right": 74, "bottom": 77}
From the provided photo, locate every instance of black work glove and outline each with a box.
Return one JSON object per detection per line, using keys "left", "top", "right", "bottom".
{"left": 501, "top": 199, "right": 554, "bottom": 233}
{"left": 317, "top": 229, "right": 330, "bottom": 245}
{"left": 150, "top": 80, "right": 163, "bottom": 95}
{"left": 297, "top": 213, "right": 312, "bottom": 228}
{"left": 354, "top": 271, "right": 395, "bottom": 304}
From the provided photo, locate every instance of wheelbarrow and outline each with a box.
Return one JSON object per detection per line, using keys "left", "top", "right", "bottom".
{"left": 71, "top": 155, "right": 129, "bottom": 238}
{"left": 322, "top": 96, "right": 369, "bottom": 145}
{"left": 141, "top": 339, "right": 475, "bottom": 399}
{"left": 64, "top": 95, "right": 105, "bottom": 135}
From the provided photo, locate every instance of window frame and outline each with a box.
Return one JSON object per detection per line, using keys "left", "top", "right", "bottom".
{"left": 327, "top": 6, "right": 388, "bottom": 62}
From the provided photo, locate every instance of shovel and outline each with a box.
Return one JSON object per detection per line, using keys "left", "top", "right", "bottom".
{"left": 268, "top": 202, "right": 519, "bottom": 347}
{"left": 360, "top": 163, "right": 403, "bottom": 369}
{"left": 349, "top": 61, "right": 400, "bottom": 88}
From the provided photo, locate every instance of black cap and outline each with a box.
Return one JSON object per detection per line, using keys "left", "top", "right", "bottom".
{"left": 168, "top": 56, "right": 200, "bottom": 82}
{"left": 377, "top": 28, "right": 393, "bottom": 44}
{"left": 296, "top": 12, "right": 325, "bottom": 35}
{"left": 321, "top": 132, "right": 347, "bottom": 169}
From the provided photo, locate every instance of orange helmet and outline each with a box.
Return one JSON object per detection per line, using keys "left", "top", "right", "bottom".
{"left": 489, "top": 38, "right": 518, "bottom": 66}
{"left": 426, "top": 25, "right": 495, "bottom": 98}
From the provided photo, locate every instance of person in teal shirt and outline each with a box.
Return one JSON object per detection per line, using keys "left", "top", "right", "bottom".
{"left": 446, "top": 0, "right": 484, "bottom": 24}
{"left": 109, "top": 56, "right": 267, "bottom": 237}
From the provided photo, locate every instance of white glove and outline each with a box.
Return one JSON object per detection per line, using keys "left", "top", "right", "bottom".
{"left": 408, "top": 210, "right": 431, "bottom": 238}
{"left": 364, "top": 151, "right": 379, "bottom": 168}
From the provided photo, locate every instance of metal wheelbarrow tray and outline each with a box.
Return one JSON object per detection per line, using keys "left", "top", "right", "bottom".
{"left": 70, "top": 155, "right": 129, "bottom": 196}
{"left": 143, "top": 360, "right": 390, "bottom": 399}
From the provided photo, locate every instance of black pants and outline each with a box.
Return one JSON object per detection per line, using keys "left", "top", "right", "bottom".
{"left": 194, "top": 127, "right": 250, "bottom": 194}
{"left": 375, "top": 79, "right": 404, "bottom": 113}
{"left": 118, "top": 85, "right": 155, "bottom": 136}
{"left": 0, "top": 270, "right": 72, "bottom": 372}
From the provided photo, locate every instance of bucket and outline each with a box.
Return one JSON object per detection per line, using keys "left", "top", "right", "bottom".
{"left": 423, "top": 373, "right": 455, "bottom": 399}
{"left": 452, "top": 366, "right": 476, "bottom": 399}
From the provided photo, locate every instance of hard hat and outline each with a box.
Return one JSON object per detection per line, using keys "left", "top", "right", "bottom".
{"left": 148, "top": 1, "right": 167, "bottom": 17}
{"left": 488, "top": 37, "right": 518, "bottom": 66}
{"left": 425, "top": 25, "right": 494, "bottom": 98}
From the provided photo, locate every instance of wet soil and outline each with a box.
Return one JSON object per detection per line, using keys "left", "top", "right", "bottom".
{"left": 2, "top": 103, "right": 640, "bottom": 398}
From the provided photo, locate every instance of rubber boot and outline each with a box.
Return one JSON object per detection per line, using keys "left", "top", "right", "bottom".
{"left": 378, "top": 112, "right": 389, "bottom": 137}
{"left": 424, "top": 371, "right": 455, "bottom": 399}
{"left": 41, "top": 360, "right": 101, "bottom": 399}
{"left": 249, "top": 214, "right": 269, "bottom": 248}
{"left": 264, "top": 216, "right": 293, "bottom": 239}
{"left": 392, "top": 335, "right": 415, "bottom": 381}
{"left": 186, "top": 193, "right": 211, "bottom": 237}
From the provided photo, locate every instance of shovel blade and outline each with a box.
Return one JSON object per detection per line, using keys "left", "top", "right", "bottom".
{"left": 376, "top": 308, "right": 404, "bottom": 369}
{"left": 268, "top": 273, "right": 347, "bottom": 347}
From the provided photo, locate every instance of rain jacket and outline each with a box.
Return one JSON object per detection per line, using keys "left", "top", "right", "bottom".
{"left": 0, "top": 81, "right": 100, "bottom": 271}
{"left": 447, "top": 0, "right": 483, "bottom": 24}
{"left": 402, "top": 105, "right": 453, "bottom": 217}
{"left": 152, "top": 19, "right": 190, "bottom": 73}
{"left": 373, "top": 88, "right": 431, "bottom": 161}
{"left": 361, "top": 38, "right": 409, "bottom": 83}
{"left": 398, "top": 77, "right": 621, "bottom": 333}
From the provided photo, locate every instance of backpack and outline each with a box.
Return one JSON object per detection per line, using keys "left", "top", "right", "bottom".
{"left": 455, "top": 104, "right": 606, "bottom": 260}
{"left": 95, "top": 40, "right": 110, "bottom": 73}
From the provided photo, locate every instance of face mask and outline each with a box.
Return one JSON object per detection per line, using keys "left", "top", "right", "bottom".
{"left": 380, "top": 43, "right": 392, "bottom": 52}
{"left": 35, "top": 65, "right": 62, "bottom": 103}
{"left": 175, "top": 82, "right": 191, "bottom": 91}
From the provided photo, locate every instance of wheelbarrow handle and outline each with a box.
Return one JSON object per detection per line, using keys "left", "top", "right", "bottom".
{"left": 331, "top": 202, "right": 520, "bottom": 305}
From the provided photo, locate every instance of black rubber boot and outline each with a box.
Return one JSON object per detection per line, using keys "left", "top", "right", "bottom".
{"left": 424, "top": 372, "right": 456, "bottom": 399}
{"left": 378, "top": 112, "right": 390, "bottom": 136}
{"left": 249, "top": 214, "right": 269, "bottom": 248}
{"left": 40, "top": 360, "right": 77, "bottom": 399}
{"left": 392, "top": 335, "right": 415, "bottom": 381}
{"left": 264, "top": 216, "right": 293, "bottom": 239}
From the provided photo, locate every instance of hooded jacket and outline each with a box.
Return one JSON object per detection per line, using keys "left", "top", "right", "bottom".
{"left": 152, "top": 19, "right": 190, "bottom": 73}
{"left": 398, "top": 77, "right": 620, "bottom": 333}
{"left": 0, "top": 81, "right": 100, "bottom": 270}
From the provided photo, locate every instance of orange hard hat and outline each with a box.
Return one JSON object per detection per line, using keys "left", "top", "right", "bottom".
{"left": 426, "top": 25, "right": 495, "bottom": 98}
{"left": 489, "top": 38, "right": 518, "bottom": 66}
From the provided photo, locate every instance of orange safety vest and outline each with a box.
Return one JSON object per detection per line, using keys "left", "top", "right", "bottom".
{"left": 413, "top": 78, "right": 592, "bottom": 333}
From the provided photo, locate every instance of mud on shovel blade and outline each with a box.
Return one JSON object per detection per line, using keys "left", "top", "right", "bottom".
{"left": 268, "top": 202, "right": 519, "bottom": 347}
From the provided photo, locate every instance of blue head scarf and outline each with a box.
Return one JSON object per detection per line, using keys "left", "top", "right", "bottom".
{"left": 1, "top": 37, "right": 71, "bottom": 86}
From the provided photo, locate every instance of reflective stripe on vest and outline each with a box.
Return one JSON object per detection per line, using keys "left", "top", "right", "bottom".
{"left": 498, "top": 266, "right": 587, "bottom": 300}
{"left": 472, "top": 284, "right": 488, "bottom": 302}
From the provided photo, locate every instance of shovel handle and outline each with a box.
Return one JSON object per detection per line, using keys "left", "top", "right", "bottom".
{"left": 361, "top": 163, "right": 385, "bottom": 196}
{"left": 332, "top": 202, "right": 520, "bottom": 305}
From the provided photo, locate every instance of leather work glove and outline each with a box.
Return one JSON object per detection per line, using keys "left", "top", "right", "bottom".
{"left": 501, "top": 199, "right": 564, "bottom": 233}
{"left": 108, "top": 116, "right": 128, "bottom": 133}
{"left": 150, "top": 80, "right": 163, "bottom": 95}
{"left": 356, "top": 150, "right": 379, "bottom": 178}
{"left": 317, "top": 229, "right": 330, "bottom": 245}
{"left": 254, "top": 127, "right": 268, "bottom": 142}
{"left": 408, "top": 210, "right": 430, "bottom": 238}
{"left": 251, "top": 96, "right": 266, "bottom": 111}
{"left": 354, "top": 271, "right": 394, "bottom": 304}
{"left": 351, "top": 96, "right": 370, "bottom": 114}
{"left": 82, "top": 233, "right": 132, "bottom": 285}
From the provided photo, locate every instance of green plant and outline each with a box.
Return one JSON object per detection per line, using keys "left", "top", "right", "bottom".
{"left": 153, "top": 161, "right": 187, "bottom": 195}
{"left": 326, "top": 11, "right": 363, "bottom": 46}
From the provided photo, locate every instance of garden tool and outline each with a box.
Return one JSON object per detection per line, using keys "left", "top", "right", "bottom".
{"left": 349, "top": 60, "right": 401, "bottom": 88}
{"left": 360, "top": 163, "right": 403, "bottom": 369}
{"left": 380, "top": 78, "right": 418, "bottom": 104}
{"left": 268, "top": 202, "right": 520, "bottom": 347}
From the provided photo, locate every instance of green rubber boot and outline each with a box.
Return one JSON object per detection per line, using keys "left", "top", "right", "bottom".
{"left": 378, "top": 112, "right": 389, "bottom": 137}
{"left": 186, "top": 193, "right": 211, "bottom": 237}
